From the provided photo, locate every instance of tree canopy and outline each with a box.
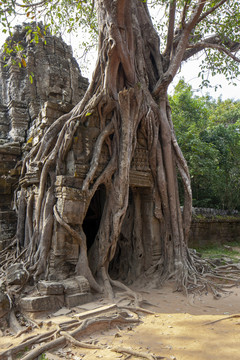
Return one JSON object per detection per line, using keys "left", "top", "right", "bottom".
{"left": 1, "top": 0, "right": 240, "bottom": 86}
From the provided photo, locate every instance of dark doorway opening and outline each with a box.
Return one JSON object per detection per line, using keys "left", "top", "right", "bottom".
{"left": 83, "top": 185, "right": 106, "bottom": 251}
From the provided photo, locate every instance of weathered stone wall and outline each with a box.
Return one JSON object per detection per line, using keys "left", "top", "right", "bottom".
{"left": 0, "top": 23, "right": 88, "bottom": 249}
{"left": 189, "top": 217, "right": 240, "bottom": 248}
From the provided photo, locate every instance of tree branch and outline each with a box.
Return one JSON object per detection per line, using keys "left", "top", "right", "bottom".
{"left": 15, "top": 0, "right": 50, "bottom": 8}
{"left": 153, "top": 0, "right": 207, "bottom": 96}
{"left": 89, "top": 0, "right": 95, "bottom": 20}
{"left": 192, "top": 42, "right": 240, "bottom": 62}
{"left": 185, "top": 0, "right": 207, "bottom": 31}
{"left": 183, "top": 36, "right": 240, "bottom": 62}
{"left": 180, "top": 0, "right": 190, "bottom": 29}
{"left": 196, "top": 0, "right": 228, "bottom": 24}
{"left": 164, "top": 0, "right": 176, "bottom": 57}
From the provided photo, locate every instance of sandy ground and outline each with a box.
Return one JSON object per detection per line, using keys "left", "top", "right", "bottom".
{"left": 1, "top": 282, "right": 240, "bottom": 360}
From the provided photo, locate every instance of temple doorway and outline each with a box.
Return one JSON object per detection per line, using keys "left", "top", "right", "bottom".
{"left": 83, "top": 185, "right": 106, "bottom": 251}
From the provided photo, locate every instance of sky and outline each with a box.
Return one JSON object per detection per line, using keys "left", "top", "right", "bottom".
{"left": 170, "top": 58, "right": 240, "bottom": 101}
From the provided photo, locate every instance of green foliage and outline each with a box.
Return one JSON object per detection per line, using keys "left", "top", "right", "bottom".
{"left": 195, "top": 243, "right": 240, "bottom": 263}
{"left": 195, "top": 0, "right": 240, "bottom": 87}
{"left": 170, "top": 79, "right": 240, "bottom": 210}
{"left": 1, "top": 22, "right": 50, "bottom": 69}
{"left": 208, "top": 99, "right": 240, "bottom": 126}
{"left": 0, "top": 0, "right": 98, "bottom": 70}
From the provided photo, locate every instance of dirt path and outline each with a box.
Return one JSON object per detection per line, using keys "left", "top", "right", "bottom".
{"left": 71, "top": 285, "right": 240, "bottom": 360}
{"left": 77, "top": 312, "right": 240, "bottom": 360}
{"left": 1, "top": 283, "right": 240, "bottom": 360}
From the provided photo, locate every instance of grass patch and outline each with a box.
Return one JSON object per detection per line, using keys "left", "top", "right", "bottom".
{"left": 194, "top": 242, "right": 240, "bottom": 263}
{"left": 193, "top": 214, "right": 240, "bottom": 221}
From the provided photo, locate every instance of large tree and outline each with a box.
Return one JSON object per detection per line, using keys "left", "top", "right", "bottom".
{"left": 1, "top": 0, "right": 240, "bottom": 296}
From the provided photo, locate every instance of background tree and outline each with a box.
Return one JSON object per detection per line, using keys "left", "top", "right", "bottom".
{"left": 201, "top": 120, "right": 240, "bottom": 210}
{"left": 170, "top": 80, "right": 240, "bottom": 210}
{"left": 208, "top": 98, "right": 240, "bottom": 126}
{"left": 1, "top": 0, "right": 240, "bottom": 295}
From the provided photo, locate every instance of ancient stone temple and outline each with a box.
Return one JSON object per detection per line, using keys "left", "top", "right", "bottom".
{"left": 0, "top": 23, "right": 88, "bottom": 250}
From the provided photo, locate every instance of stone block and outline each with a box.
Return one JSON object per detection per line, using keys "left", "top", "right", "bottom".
{"left": 37, "top": 281, "right": 64, "bottom": 295}
{"left": 65, "top": 293, "right": 93, "bottom": 308}
{"left": 62, "top": 276, "right": 90, "bottom": 295}
{"left": 20, "top": 295, "right": 64, "bottom": 312}
{"left": 62, "top": 278, "right": 81, "bottom": 295}
{"left": 64, "top": 241, "right": 79, "bottom": 263}
{"left": 56, "top": 187, "right": 88, "bottom": 224}
{"left": 75, "top": 276, "right": 90, "bottom": 293}
{"left": 55, "top": 175, "right": 83, "bottom": 189}
{"left": 0, "top": 142, "right": 21, "bottom": 155}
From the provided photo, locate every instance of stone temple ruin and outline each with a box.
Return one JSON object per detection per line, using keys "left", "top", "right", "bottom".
{"left": 0, "top": 24, "right": 162, "bottom": 313}
{"left": 0, "top": 24, "right": 91, "bottom": 313}
{"left": 0, "top": 23, "right": 88, "bottom": 249}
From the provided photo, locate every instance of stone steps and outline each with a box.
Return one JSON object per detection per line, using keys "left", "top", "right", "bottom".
{"left": 19, "top": 276, "right": 92, "bottom": 313}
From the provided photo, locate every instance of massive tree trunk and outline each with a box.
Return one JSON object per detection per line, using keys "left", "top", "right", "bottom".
{"left": 16, "top": 0, "right": 196, "bottom": 296}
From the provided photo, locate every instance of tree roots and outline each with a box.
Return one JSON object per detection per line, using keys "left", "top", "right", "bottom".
{"left": 1, "top": 307, "right": 163, "bottom": 360}
{"left": 171, "top": 248, "right": 240, "bottom": 298}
